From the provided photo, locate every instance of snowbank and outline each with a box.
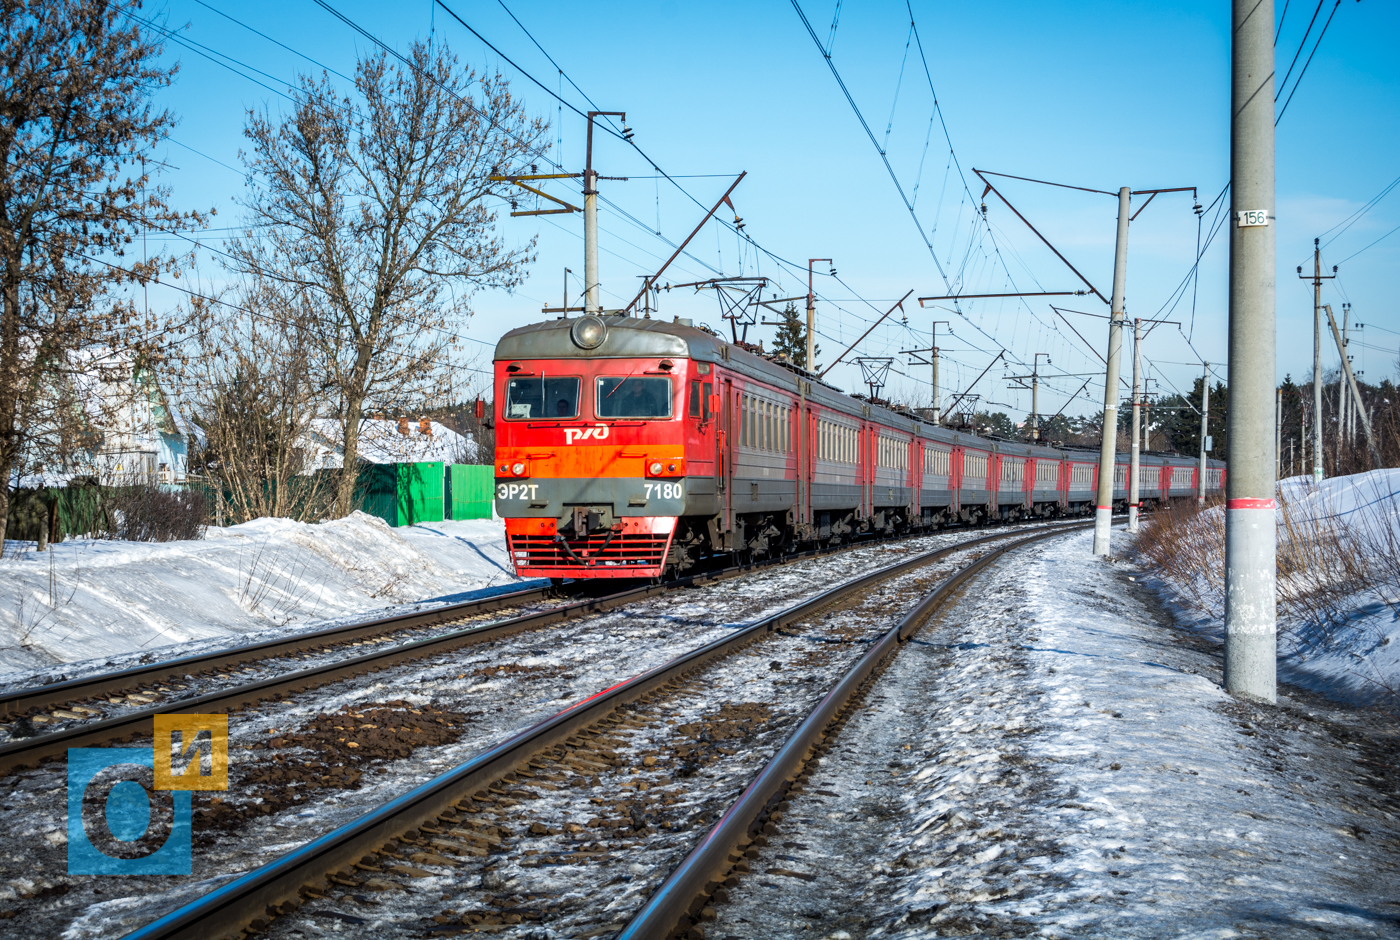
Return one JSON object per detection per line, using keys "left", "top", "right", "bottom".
{"left": 0, "top": 512, "right": 518, "bottom": 679}
{"left": 1139, "top": 468, "right": 1400, "bottom": 708}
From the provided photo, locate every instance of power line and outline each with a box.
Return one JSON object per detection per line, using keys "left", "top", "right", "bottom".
{"left": 1319, "top": 170, "right": 1400, "bottom": 247}
{"left": 1276, "top": 0, "right": 1343, "bottom": 125}
{"left": 788, "top": 0, "right": 951, "bottom": 290}
{"left": 1338, "top": 220, "right": 1400, "bottom": 265}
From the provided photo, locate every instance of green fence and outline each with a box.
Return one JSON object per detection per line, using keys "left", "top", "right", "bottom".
{"left": 447, "top": 464, "right": 494, "bottom": 520}
{"left": 396, "top": 461, "right": 444, "bottom": 526}
{"left": 6, "top": 480, "right": 107, "bottom": 541}
{"left": 7, "top": 462, "right": 492, "bottom": 539}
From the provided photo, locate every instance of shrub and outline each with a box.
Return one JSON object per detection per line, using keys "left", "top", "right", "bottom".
{"left": 103, "top": 485, "right": 207, "bottom": 542}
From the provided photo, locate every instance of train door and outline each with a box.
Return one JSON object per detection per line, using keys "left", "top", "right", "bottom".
{"left": 913, "top": 439, "right": 922, "bottom": 523}
{"left": 720, "top": 378, "right": 733, "bottom": 537}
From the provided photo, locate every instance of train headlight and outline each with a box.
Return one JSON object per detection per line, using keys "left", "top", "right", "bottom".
{"left": 512, "top": 462, "right": 527, "bottom": 476}
{"left": 570, "top": 315, "right": 607, "bottom": 350}
{"left": 498, "top": 463, "right": 510, "bottom": 474}
{"left": 649, "top": 461, "right": 663, "bottom": 475}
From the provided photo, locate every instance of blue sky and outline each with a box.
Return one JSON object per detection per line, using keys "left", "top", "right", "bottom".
{"left": 137, "top": 0, "right": 1400, "bottom": 419}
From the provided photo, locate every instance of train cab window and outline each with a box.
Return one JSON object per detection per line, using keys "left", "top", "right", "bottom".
{"left": 689, "top": 381, "right": 702, "bottom": 417}
{"left": 703, "top": 382, "right": 713, "bottom": 419}
{"left": 505, "top": 376, "right": 580, "bottom": 420}
{"left": 597, "top": 376, "right": 672, "bottom": 418}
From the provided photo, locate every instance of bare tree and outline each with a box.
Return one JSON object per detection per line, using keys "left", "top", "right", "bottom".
{"left": 0, "top": 0, "right": 200, "bottom": 542}
{"left": 181, "top": 282, "right": 337, "bottom": 524}
{"left": 228, "top": 40, "right": 544, "bottom": 517}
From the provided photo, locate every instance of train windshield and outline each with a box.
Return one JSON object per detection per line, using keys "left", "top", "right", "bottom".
{"left": 596, "top": 376, "right": 672, "bottom": 418}
{"left": 505, "top": 376, "right": 580, "bottom": 419}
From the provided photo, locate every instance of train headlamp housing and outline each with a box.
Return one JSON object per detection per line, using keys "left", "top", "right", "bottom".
{"left": 570, "top": 315, "right": 607, "bottom": 350}
{"left": 511, "top": 462, "right": 527, "bottom": 477}
{"left": 645, "top": 458, "right": 684, "bottom": 478}
{"left": 498, "top": 461, "right": 529, "bottom": 478}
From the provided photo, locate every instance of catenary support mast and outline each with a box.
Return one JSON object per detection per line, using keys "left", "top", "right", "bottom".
{"left": 1224, "top": 0, "right": 1278, "bottom": 703}
{"left": 1128, "top": 319, "right": 1143, "bottom": 532}
{"left": 1198, "top": 362, "right": 1210, "bottom": 503}
{"left": 1092, "top": 187, "right": 1130, "bottom": 556}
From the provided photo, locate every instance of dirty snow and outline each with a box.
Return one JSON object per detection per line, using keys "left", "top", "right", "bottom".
{"left": 0, "top": 513, "right": 518, "bottom": 678}
{"left": 0, "top": 532, "right": 989, "bottom": 938}
{"left": 718, "top": 528, "right": 1400, "bottom": 939}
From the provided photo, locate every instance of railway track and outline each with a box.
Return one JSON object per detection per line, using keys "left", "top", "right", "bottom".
{"left": 0, "top": 521, "right": 1075, "bottom": 775}
{"left": 110, "top": 521, "right": 1084, "bottom": 940}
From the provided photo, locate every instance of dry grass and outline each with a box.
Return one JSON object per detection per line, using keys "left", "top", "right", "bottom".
{"left": 1134, "top": 484, "right": 1400, "bottom": 648}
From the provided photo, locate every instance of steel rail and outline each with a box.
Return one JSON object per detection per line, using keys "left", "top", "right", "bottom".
{"left": 117, "top": 524, "right": 1063, "bottom": 940}
{"left": 3, "top": 519, "right": 941, "bottom": 723}
{"left": 0, "top": 545, "right": 833, "bottom": 775}
{"left": 0, "top": 581, "right": 563, "bottom": 720}
{"left": 0, "top": 524, "right": 1009, "bottom": 774}
{"left": 618, "top": 523, "right": 1087, "bottom": 940}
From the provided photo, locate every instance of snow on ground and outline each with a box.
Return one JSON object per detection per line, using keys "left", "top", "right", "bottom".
{"left": 1145, "top": 468, "right": 1400, "bottom": 709}
{"left": 0, "top": 513, "right": 519, "bottom": 679}
{"left": 0, "top": 535, "right": 966, "bottom": 938}
{"left": 717, "top": 529, "right": 1400, "bottom": 939}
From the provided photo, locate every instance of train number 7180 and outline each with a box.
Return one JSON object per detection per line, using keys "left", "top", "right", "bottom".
{"left": 645, "top": 482, "right": 684, "bottom": 500}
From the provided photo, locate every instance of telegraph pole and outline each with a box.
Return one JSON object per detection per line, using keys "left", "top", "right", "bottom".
{"left": 1198, "top": 362, "right": 1210, "bottom": 503}
{"left": 1225, "top": 0, "right": 1278, "bottom": 703}
{"left": 1298, "top": 239, "right": 1334, "bottom": 483}
{"left": 1129, "top": 320, "right": 1143, "bottom": 532}
{"left": 1092, "top": 187, "right": 1130, "bottom": 557}
{"left": 807, "top": 258, "right": 833, "bottom": 371}
{"left": 584, "top": 111, "right": 627, "bottom": 314}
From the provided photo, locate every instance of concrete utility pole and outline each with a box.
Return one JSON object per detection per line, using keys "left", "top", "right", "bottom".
{"left": 1340, "top": 303, "right": 1351, "bottom": 447}
{"left": 1324, "top": 303, "right": 1383, "bottom": 469}
{"left": 1298, "top": 239, "right": 1334, "bottom": 483}
{"left": 1093, "top": 186, "right": 1131, "bottom": 557}
{"left": 1225, "top": 0, "right": 1278, "bottom": 704}
{"left": 1129, "top": 320, "right": 1143, "bottom": 532}
{"left": 1008, "top": 353, "right": 1049, "bottom": 442}
{"left": 1198, "top": 362, "right": 1210, "bottom": 503}
{"left": 931, "top": 320, "right": 949, "bottom": 424}
{"left": 806, "top": 258, "right": 832, "bottom": 371}
{"left": 584, "top": 111, "right": 626, "bottom": 314}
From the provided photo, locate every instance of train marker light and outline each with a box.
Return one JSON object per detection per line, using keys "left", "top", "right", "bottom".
{"left": 649, "top": 461, "right": 664, "bottom": 475}
{"left": 570, "top": 315, "right": 607, "bottom": 350}
{"left": 512, "top": 462, "right": 527, "bottom": 476}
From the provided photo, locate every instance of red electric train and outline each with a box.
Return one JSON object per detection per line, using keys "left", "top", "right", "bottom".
{"left": 493, "top": 314, "right": 1224, "bottom": 580}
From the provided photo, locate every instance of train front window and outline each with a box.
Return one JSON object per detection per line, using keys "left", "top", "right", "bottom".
{"left": 596, "top": 376, "right": 673, "bottom": 418}
{"left": 505, "top": 376, "right": 580, "bottom": 419}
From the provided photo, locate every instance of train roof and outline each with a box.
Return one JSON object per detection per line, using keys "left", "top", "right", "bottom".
{"left": 494, "top": 316, "right": 1226, "bottom": 468}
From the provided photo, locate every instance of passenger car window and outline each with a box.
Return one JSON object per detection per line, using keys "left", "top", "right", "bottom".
{"left": 505, "top": 376, "right": 580, "bottom": 419}
{"left": 596, "top": 376, "right": 673, "bottom": 418}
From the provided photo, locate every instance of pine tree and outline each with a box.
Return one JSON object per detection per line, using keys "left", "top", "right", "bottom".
{"left": 771, "top": 303, "right": 818, "bottom": 369}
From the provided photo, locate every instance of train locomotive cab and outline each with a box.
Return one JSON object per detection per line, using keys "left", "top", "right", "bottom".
{"left": 493, "top": 315, "right": 721, "bottom": 580}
